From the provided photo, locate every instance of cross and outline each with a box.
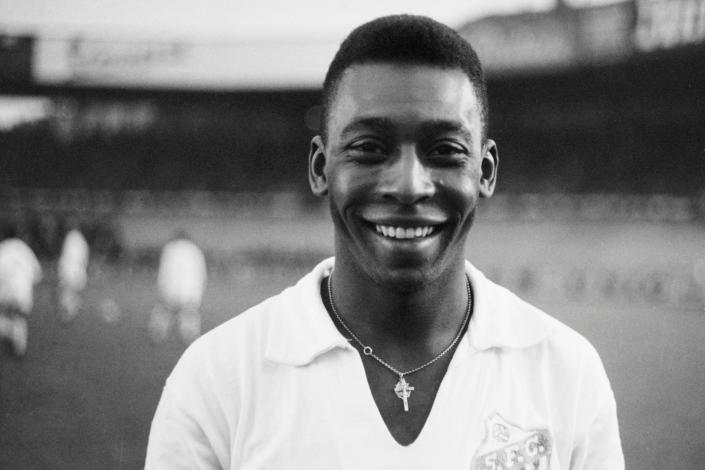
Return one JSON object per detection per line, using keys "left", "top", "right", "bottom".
{"left": 394, "top": 376, "right": 415, "bottom": 412}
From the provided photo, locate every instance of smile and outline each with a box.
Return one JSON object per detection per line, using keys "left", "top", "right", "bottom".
{"left": 374, "top": 224, "right": 437, "bottom": 239}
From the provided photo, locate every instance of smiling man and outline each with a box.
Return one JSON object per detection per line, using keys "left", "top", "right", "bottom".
{"left": 146, "top": 15, "right": 624, "bottom": 469}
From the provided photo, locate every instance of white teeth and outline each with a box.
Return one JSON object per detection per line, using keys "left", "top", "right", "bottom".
{"left": 374, "top": 224, "right": 438, "bottom": 239}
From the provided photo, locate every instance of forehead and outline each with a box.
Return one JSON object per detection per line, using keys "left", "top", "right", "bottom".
{"left": 327, "top": 63, "right": 481, "bottom": 135}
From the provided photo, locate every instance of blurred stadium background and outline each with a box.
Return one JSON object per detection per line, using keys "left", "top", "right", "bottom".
{"left": 1, "top": 0, "right": 704, "bottom": 468}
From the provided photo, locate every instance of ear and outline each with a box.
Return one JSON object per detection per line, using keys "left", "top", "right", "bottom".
{"left": 479, "top": 139, "right": 499, "bottom": 198}
{"left": 308, "top": 135, "right": 328, "bottom": 196}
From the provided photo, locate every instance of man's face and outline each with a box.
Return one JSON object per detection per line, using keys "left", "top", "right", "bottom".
{"left": 309, "top": 63, "right": 498, "bottom": 289}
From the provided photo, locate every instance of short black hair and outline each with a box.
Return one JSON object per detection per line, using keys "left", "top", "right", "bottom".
{"left": 321, "top": 14, "right": 488, "bottom": 141}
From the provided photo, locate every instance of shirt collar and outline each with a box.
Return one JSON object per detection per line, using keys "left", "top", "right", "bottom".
{"left": 265, "top": 258, "right": 350, "bottom": 366}
{"left": 465, "top": 260, "right": 558, "bottom": 351}
{"left": 265, "top": 258, "right": 557, "bottom": 366}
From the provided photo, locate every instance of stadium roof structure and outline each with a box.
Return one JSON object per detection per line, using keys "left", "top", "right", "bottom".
{"left": 458, "top": 0, "right": 705, "bottom": 76}
{"left": 23, "top": 36, "right": 338, "bottom": 91}
{"left": 0, "top": 0, "right": 703, "bottom": 92}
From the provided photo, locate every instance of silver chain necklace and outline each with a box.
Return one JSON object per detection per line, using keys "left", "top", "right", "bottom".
{"left": 326, "top": 272, "right": 472, "bottom": 412}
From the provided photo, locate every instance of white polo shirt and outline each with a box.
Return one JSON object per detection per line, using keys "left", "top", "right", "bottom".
{"left": 146, "top": 258, "right": 624, "bottom": 469}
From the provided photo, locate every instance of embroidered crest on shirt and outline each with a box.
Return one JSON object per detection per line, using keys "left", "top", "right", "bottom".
{"left": 472, "top": 413, "right": 552, "bottom": 470}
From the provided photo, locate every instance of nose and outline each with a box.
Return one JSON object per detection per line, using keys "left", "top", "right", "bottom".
{"left": 381, "top": 147, "right": 435, "bottom": 204}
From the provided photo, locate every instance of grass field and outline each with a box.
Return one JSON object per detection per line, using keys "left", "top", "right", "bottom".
{"left": 1, "top": 215, "right": 704, "bottom": 469}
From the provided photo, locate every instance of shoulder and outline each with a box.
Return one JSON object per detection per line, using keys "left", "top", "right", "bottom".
{"left": 158, "top": 292, "right": 283, "bottom": 430}
{"left": 510, "top": 281, "right": 604, "bottom": 369}
{"left": 171, "top": 290, "right": 282, "bottom": 376}
{"left": 167, "top": 258, "right": 334, "bottom": 388}
{"left": 167, "top": 261, "right": 327, "bottom": 384}
{"left": 468, "top": 262, "right": 609, "bottom": 386}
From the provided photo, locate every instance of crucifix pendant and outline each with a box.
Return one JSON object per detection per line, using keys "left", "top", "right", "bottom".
{"left": 394, "top": 375, "right": 415, "bottom": 412}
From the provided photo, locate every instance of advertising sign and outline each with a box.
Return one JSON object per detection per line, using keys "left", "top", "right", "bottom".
{"left": 33, "top": 36, "right": 336, "bottom": 90}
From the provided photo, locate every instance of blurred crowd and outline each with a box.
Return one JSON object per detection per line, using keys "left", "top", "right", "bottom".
{"left": 0, "top": 212, "right": 123, "bottom": 262}
{"left": 0, "top": 215, "right": 207, "bottom": 359}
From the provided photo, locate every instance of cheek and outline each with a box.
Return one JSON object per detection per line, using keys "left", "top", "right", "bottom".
{"left": 436, "top": 174, "right": 478, "bottom": 212}
{"left": 329, "top": 167, "right": 377, "bottom": 205}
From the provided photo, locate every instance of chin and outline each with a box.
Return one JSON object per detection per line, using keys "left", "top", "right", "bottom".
{"left": 367, "top": 264, "right": 441, "bottom": 293}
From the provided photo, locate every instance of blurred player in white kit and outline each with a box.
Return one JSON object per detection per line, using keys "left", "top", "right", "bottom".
{"left": 148, "top": 232, "right": 207, "bottom": 344}
{"left": 0, "top": 228, "right": 42, "bottom": 358}
{"left": 57, "top": 227, "right": 90, "bottom": 323}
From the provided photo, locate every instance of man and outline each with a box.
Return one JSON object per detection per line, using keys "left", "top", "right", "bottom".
{"left": 0, "top": 228, "right": 42, "bottom": 358}
{"left": 57, "top": 226, "right": 90, "bottom": 323}
{"left": 146, "top": 15, "right": 623, "bottom": 468}
{"left": 148, "top": 232, "right": 207, "bottom": 344}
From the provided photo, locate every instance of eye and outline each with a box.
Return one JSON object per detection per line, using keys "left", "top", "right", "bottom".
{"left": 426, "top": 142, "right": 469, "bottom": 165}
{"left": 346, "top": 139, "right": 388, "bottom": 163}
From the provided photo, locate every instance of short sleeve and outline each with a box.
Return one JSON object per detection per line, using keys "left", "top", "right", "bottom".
{"left": 569, "top": 346, "right": 625, "bottom": 469}
{"left": 145, "top": 384, "right": 221, "bottom": 470}
{"left": 145, "top": 342, "right": 229, "bottom": 470}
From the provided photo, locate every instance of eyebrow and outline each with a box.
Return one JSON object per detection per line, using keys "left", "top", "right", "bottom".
{"left": 340, "top": 117, "right": 396, "bottom": 139}
{"left": 340, "top": 117, "right": 474, "bottom": 143}
{"left": 418, "top": 119, "right": 474, "bottom": 143}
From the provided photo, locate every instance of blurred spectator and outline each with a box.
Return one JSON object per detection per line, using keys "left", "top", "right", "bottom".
{"left": 0, "top": 227, "right": 42, "bottom": 358}
{"left": 148, "top": 232, "right": 207, "bottom": 344}
{"left": 57, "top": 226, "right": 90, "bottom": 323}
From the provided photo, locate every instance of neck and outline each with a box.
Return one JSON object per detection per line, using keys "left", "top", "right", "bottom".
{"left": 326, "top": 256, "right": 469, "bottom": 348}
